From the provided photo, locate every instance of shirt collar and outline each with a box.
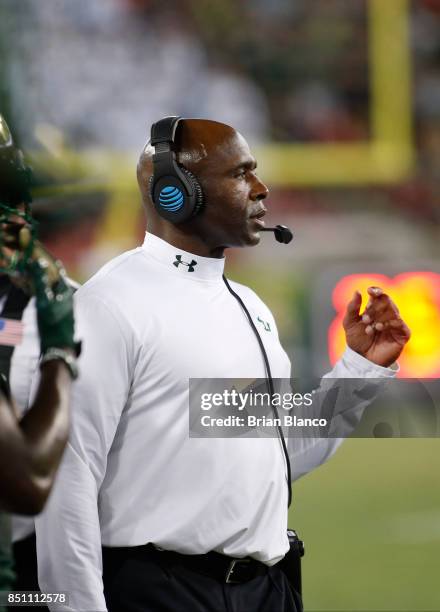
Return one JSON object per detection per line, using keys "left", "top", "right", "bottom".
{"left": 142, "top": 233, "right": 225, "bottom": 280}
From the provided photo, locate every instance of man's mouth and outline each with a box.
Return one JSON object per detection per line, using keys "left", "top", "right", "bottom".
{"left": 250, "top": 207, "right": 267, "bottom": 219}
{"left": 249, "top": 207, "right": 267, "bottom": 228}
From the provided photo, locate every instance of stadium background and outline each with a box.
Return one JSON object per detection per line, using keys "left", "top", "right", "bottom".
{"left": 1, "top": 0, "right": 439, "bottom": 609}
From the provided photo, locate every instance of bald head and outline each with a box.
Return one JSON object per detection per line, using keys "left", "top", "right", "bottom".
{"left": 136, "top": 119, "right": 238, "bottom": 207}
{"left": 136, "top": 117, "right": 268, "bottom": 257}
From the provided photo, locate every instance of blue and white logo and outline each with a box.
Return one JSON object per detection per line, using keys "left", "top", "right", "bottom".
{"left": 159, "top": 186, "right": 184, "bottom": 212}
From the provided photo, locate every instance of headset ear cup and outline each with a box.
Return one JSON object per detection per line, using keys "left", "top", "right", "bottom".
{"left": 178, "top": 167, "right": 204, "bottom": 217}
{"left": 148, "top": 167, "right": 203, "bottom": 222}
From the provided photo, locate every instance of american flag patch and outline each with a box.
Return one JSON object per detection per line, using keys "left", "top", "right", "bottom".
{"left": 0, "top": 318, "right": 24, "bottom": 346}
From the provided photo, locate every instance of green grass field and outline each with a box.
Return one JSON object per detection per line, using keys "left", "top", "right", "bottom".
{"left": 289, "top": 439, "right": 440, "bottom": 611}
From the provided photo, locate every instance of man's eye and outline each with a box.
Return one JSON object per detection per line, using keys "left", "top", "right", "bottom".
{"left": 235, "top": 170, "right": 246, "bottom": 178}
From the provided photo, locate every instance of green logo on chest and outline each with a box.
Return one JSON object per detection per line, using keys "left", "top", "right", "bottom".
{"left": 257, "top": 316, "right": 271, "bottom": 332}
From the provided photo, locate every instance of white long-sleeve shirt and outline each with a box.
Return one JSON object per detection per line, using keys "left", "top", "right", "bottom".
{"left": 36, "top": 233, "right": 396, "bottom": 611}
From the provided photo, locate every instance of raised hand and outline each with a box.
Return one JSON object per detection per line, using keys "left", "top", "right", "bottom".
{"left": 17, "top": 227, "right": 76, "bottom": 355}
{"left": 343, "top": 286, "right": 411, "bottom": 368}
{"left": 0, "top": 208, "right": 76, "bottom": 354}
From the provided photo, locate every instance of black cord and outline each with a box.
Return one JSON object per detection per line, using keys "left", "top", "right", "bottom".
{"left": 222, "top": 275, "right": 292, "bottom": 508}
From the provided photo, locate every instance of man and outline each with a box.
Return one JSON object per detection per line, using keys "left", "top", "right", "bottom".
{"left": 0, "top": 115, "right": 78, "bottom": 607}
{"left": 36, "top": 117, "right": 410, "bottom": 612}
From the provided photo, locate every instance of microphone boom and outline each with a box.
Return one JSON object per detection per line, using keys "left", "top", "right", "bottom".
{"left": 261, "top": 225, "right": 293, "bottom": 244}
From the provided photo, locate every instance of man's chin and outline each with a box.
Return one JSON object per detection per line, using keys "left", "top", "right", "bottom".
{"left": 243, "top": 219, "right": 264, "bottom": 246}
{"left": 223, "top": 230, "right": 261, "bottom": 249}
{"left": 245, "top": 230, "right": 261, "bottom": 247}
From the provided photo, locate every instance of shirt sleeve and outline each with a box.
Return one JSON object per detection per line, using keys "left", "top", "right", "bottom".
{"left": 288, "top": 346, "right": 398, "bottom": 481}
{"left": 35, "top": 292, "right": 135, "bottom": 612}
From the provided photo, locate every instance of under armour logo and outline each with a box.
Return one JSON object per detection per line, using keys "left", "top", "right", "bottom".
{"left": 257, "top": 316, "right": 271, "bottom": 332}
{"left": 173, "top": 255, "right": 198, "bottom": 272}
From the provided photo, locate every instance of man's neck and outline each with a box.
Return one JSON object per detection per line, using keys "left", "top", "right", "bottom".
{"left": 147, "top": 227, "right": 225, "bottom": 259}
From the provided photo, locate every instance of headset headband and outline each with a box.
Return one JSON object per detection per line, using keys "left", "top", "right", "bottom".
{"left": 150, "top": 116, "right": 181, "bottom": 147}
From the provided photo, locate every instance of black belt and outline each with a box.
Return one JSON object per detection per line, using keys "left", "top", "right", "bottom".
{"left": 144, "top": 543, "right": 269, "bottom": 584}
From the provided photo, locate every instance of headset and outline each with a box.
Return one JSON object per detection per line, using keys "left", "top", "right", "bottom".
{"left": 149, "top": 115, "right": 293, "bottom": 245}
{"left": 149, "top": 116, "right": 204, "bottom": 224}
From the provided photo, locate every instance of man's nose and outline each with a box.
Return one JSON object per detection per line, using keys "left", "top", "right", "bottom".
{"left": 251, "top": 177, "right": 269, "bottom": 201}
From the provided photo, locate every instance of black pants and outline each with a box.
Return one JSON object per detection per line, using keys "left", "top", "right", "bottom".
{"left": 8, "top": 533, "right": 49, "bottom": 612}
{"left": 102, "top": 545, "right": 302, "bottom": 612}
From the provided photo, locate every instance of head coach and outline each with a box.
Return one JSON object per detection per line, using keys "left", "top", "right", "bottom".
{"left": 35, "top": 117, "right": 410, "bottom": 612}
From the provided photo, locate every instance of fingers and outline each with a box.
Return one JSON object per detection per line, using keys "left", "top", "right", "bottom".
{"left": 365, "top": 318, "right": 405, "bottom": 334}
{"left": 362, "top": 297, "right": 397, "bottom": 324}
{"left": 348, "top": 286, "right": 410, "bottom": 339}
{"left": 396, "top": 320, "right": 411, "bottom": 342}
{"left": 361, "top": 285, "right": 411, "bottom": 341}
{"left": 364, "top": 318, "right": 390, "bottom": 334}
{"left": 343, "top": 290, "right": 362, "bottom": 327}
{"left": 380, "top": 318, "right": 411, "bottom": 339}
{"left": 361, "top": 287, "right": 400, "bottom": 324}
{"left": 367, "top": 286, "right": 383, "bottom": 298}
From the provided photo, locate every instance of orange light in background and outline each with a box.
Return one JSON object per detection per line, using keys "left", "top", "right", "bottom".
{"left": 328, "top": 272, "right": 440, "bottom": 378}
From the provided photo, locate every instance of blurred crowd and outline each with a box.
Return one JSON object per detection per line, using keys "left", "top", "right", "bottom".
{"left": 0, "top": 0, "right": 438, "bottom": 266}
{"left": 0, "top": 1, "right": 438, "bottom": 146}
{"left": 1, "top": 0, "right": 372, "bottom": 148}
